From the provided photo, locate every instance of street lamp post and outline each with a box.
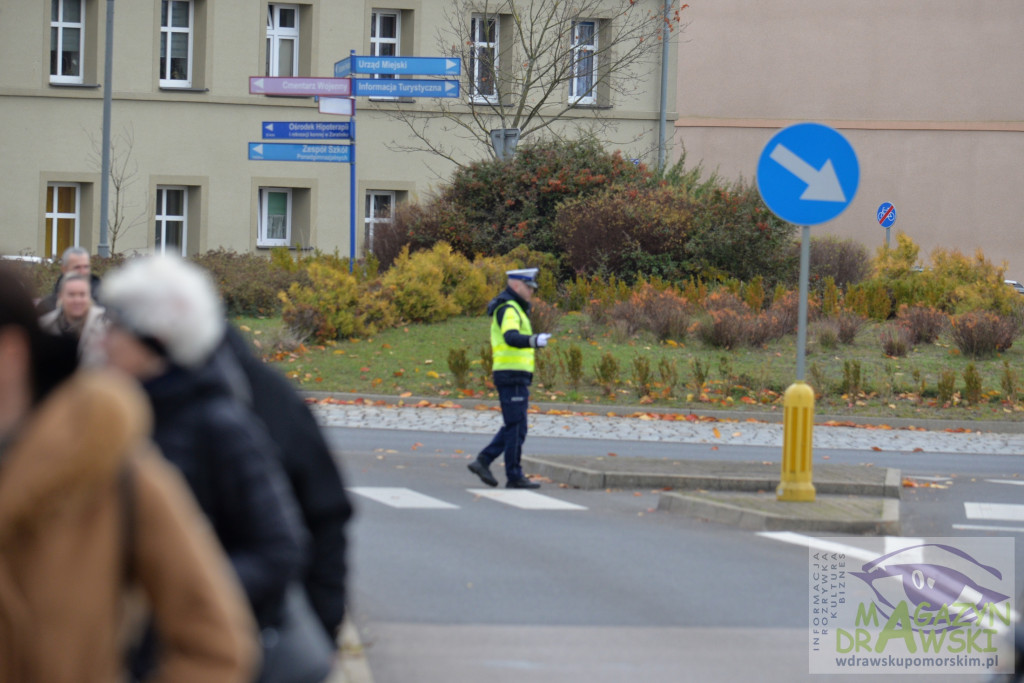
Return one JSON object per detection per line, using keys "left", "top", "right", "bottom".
{"left": 98, "top": 0, "right": 115, "bottom": 258}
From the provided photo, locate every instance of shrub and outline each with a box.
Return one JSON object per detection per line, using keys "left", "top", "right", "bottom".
{"left": 381, "top": 243, "right": 486, "bottom": 323}
{"left": 836, "top": 311, "right": 866, "bottom": 344}
{"left": 593, "top": 352, "right": 620, "bottom": 397}
{"left": 937, "top": 369, "right": 957, "bottom": 403}
{"left": 193, "top": 249, "right": 306, "bottom": 316}
{"left": 806, "top": 235, "right": 870, "bottom": 291}
{"left": 821, "top": 276, "right": 840, "bottom": 318}
{"left": 962, "top": 363, "right": 983, "bottom": 405}
{"left": 447, "top": 347, "right": 471, "bottom": 389}
{"left": 689, "top": 357, "right": 709, "bottom": 391}
{"left": 280, "top": 262, "right": 370, "bottom": 341}
{"left": 813, "top": 321, "right": 840, "bottom": 350}
{"left": 535, "top": 353, "right": 558, "bottom": 390}
{"left": 404, "top": 137, "right": 648, "bottom": 260}
{"left": 840, "top": 360, "right": 862, "bottom": 396}
{"left": 631, "top": 355, "right": 653, "bottom": 398}
{"left": 557, "top": 185, "right": 693, "bottom": 282}
{"left": 658, "top": 357, "right": 679, "bottom": 397}
{"left": 1001, "top": 360, "right": 1019, "bottom": 403}
{"left": 696, "top": 309, "right": 749, "bottom": 349}
{"left": 950, "top": 311, "right": 1019, "bottom": 358}
{"left": 879, "top": 324, "right": 912, "bottom": 357}
{"left": 608, "top": 283, "right": 690, "bottom": 340}
{"left": 563, "top": 344, "right": 584, "bottom": 391}
{"left": 529, "top": 298, "right": 563, "bottom": 334}
{"left": 896, "top": 305, "right": 947, "bottom": 345}
{"left": 479, "top": 344, "right": 493, "bottom": 380}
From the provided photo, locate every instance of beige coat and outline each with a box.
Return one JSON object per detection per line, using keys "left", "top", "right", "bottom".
{"left": 39, "top": 304, "right": 108, "bottom": 366}
{"left": 0, "top": 370, "right": 259, "bottom": 682}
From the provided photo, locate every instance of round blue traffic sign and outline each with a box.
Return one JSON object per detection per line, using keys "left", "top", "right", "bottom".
{"left": 877, "top": 202, "right": 897, "bottom": 228}
{"left": 756, "top": 122, "right": 859, "bottom": 226}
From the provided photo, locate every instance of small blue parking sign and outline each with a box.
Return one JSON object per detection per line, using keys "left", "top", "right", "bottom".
{"left": 756, "top": 123, "right": 859, "bottom": 226}
{"left": 877, "top": 202, "right": 897, "bottom": 228}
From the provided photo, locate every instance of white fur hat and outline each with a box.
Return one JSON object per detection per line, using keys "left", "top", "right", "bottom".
{"left": 102, "top": 255, "right": 225, "bottom": 368}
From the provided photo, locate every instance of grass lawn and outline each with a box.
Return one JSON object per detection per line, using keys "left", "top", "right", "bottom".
{"left": 235, "top": 312, "right": 1024, "bottom": 421}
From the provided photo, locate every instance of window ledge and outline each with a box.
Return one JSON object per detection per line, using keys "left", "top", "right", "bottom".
{"left": 368, "top": 97, "right": 416, "bottom": 104}
{"left": 570, "top": 103, "right": 613, "bottom": 110}
{"left": 256, "top": 244, "right": 307, "bottom": 251}
{"left": 49, "top": 82, "right": 101, "bottom": 89}
{"left": 159, "top": 86, "right": 210, "bottom": 93}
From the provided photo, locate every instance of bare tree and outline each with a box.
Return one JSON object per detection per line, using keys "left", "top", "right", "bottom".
{"left": 86, "top": 124, "right": 148, "bottom": 254}
{"left": 376, "top": 0, "right": 686, "bottom": 168}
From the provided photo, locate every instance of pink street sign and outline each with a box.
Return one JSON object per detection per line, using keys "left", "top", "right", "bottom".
{"left": 249, "top": 76, "right": 352, "bottom": 97}
{"left": 319, "top": 97, "right": 356, "bottom": 116}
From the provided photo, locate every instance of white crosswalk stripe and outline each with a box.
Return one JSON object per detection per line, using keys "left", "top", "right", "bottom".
{"left": 349, "top": 487, "right": 458, "bottom": 509}
{"left": 964, "top": 502, "right": 1024, "bottom": 522}
{"left": 348, "top": 486, "right": 587, "bottom": 511}
{"left": 467, "top": 488, "right": 587, "bottom": 510}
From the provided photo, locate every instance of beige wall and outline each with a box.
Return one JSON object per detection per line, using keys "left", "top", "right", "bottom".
{"left": 0, "top": 0, "right": 675, "bottom": 260}
{"left": 673, "top": 0, "right": 1024, "bottom": 279}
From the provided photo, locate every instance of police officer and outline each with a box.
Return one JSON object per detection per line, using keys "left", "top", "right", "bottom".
{"left": 468, "top": 268, "right": 551, "bottom": 489}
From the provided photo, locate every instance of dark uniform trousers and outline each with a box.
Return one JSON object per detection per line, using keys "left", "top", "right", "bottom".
{"left": 477, "top": 382, "right": 529, "bottom": 481}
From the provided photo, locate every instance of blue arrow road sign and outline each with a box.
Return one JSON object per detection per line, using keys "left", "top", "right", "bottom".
{"left": 352, "top": 78, "right": 460, "bottom": 98}
{"left": 262, "top": 121, "right": 352, "bottom": 140}
{"left": 756, "top": 122, "right": 859, "bottom": 226}
{"left": 248, "top": 142, "right": 352, "bottom": 163}
{"left": 334, "top": 57, "right": 350, "bottom": 78}
{"left": 351, "top": 55, "right": 461, "bottom": 76}
{"left": 877, "top": 202, "right": 897, "bottom": 228}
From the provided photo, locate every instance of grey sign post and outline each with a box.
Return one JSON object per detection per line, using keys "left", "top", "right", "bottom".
{"left": 490, "top": 129, "right": 521, "bottom": 161}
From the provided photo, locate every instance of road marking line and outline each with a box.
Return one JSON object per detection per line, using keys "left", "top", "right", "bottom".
{"left": 348, "top": 487, "right": 458, "bottom": 509}
{"left": 964, "top": 502, "right": 1024, "bottom": 521}
{"left": 757, "top": 531, "right": 924, "bottom": 563}
{"left": 986, "top": 479, "right": 1024, "bottom": 487}
{"left": 954, "top": 523, "right": 1024, "bottom": 533}
{"left": 468, "top": 489, "right": 587, "bottom": 511}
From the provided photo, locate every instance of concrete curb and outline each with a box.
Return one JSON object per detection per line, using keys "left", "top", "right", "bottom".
{"left": 656, "top": 491, "right": 901, "bottom": 535}
{"left": 523, "top": 456, "right": 903, "bottom": 499}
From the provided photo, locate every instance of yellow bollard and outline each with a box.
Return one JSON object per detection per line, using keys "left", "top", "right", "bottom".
{"left": 778, "top": 380, "right": 816, "bottom": 502}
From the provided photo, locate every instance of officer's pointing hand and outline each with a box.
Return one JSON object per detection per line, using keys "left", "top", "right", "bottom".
{"left": 534, "top": 333, "right": 551, "bottom": 347}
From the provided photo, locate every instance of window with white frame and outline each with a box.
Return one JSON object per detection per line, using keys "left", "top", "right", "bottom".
{"left": 155, "top": 186, "right": 188, "bottom": 256}
{"left": 364, "top": 191, "right": 395, "bottom": 254}
{"left": 370, "top": 11, "right": 399, "bottom": 84}
{"left": 51, "top": 0, "right": 85, "bottom": 84}
{"left": 469, "top": 14, "right": 498, "bottom": 103}
{"left": 569, "top": 20, "right": 598, "bottom": 105}
{"left": 258, "top": 188, "right": 292, "bottom": 247}
{"left": 44, "top": 183, "right": 81, "bottom": 259}
{"left": 160, "top": 0, "right": 193, "bottom": 86}
{"left": 266, "top": 4, "right": 299, "bottom": 77}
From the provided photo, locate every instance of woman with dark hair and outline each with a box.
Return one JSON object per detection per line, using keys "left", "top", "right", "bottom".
{"left": 0, "top": 265, "right": 258, "bottom": 682}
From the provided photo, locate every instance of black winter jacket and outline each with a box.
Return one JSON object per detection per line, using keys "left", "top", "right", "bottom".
{"left": 215, "top": 326, "right": 353, "bottom": 639}
{"left": 142, "top": 362, "right": 306, "bottom": 629}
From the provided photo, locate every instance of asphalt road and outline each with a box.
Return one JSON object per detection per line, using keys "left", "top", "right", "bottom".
{"left": 327, "top": 424, "right": 1023, "bottom": 683}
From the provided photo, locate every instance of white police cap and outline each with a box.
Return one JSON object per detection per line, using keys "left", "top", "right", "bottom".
{"left": 506, "top": 268, "right": 539, "bottom": 288}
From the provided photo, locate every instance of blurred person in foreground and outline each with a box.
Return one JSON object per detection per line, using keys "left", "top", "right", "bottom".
{"left": 214, "top": 325, "right": 354, "bottom": 645}
{"left": 0, "top": 264, "right": 258, "bottom": 682}
{"left": 101, "top": 255, "right": 332, "bottom": 683}
{"left": 35, "top": 245, "right": 102, "bottom": 315}
{"left": 38, "top": 272, "right": 107, "bottom": 366}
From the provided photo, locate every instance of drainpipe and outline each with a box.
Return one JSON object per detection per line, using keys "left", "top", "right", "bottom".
{"left": 98, "top": 0, "right": 114, "bottom": 258}
{"left": 658, "top": 0, "right": 670, "bottom": 171}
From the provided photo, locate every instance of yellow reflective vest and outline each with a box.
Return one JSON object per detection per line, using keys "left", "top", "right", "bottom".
{"left": 491, "top": 300, "right": 534, "bottom": 373}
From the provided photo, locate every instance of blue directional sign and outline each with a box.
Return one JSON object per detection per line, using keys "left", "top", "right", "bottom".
{"left": 262, "top": 121, "right": 352, "bottom": 140}
{"left": 352, "top": 78, "right": 460, "bottom": 98}
{"left": 352, "top": 55, "right": 461, "bottom": 76}
{"left": 756, "top": 122, "right": 859, "bottom": 226}
{"left": 877, "top": 202, "right": 897, "bottom": 228}
{"left": 334, "top": 57, "right": 351, "bottom": 78}
{"left": 248, "top": 142, "right": 351, "bottom": 163}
